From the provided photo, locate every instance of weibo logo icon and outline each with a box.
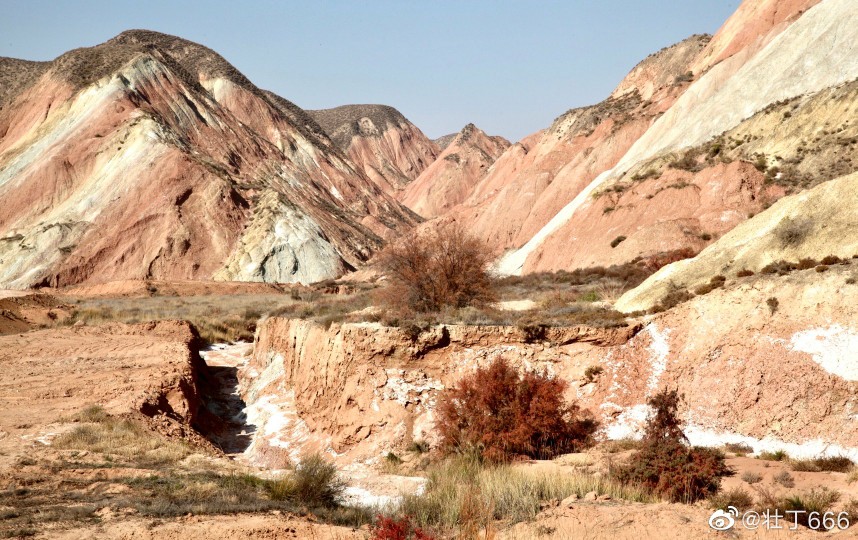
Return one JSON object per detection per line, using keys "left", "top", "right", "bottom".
{"left": 708, "top": 506, "right": 739, "bottom": 531}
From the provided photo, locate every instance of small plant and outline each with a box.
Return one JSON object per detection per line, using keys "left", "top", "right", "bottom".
{"left": 610, "top": 235, "right": 627, "bottom": 248}
{"left": 709, "top": 487, "right": 754, "bottom": 511}
{"left": 579, "top": 290, "right": 600, "bottom": 302}
{"left": 797, "top": 258, "right": 818, "bottom": 270}
{"left": 369, "top": 515, "right": 437, "bottom": 540}
{"left": 816, "top": 264, "right": 829, "bottom": 273}
{"left": 700, "top": 233, "right": 712, "bottom": 241}
{"left": 821, "top": 255, "right": 842, "bottom": 265}
{"left": 790, "top": 455, "right": 854, "bottom": 473}
{"left": 766, "top": 297, "right": 779, "bottom": 315}
{"left": 583, "top": 365, "right": 604, "bottom": 383}
{"left": 759, "top": 450, "right": 788, "bottom": 462}
{"left": 436, "top": 357, "right": 597, "bottom": 462}
{"left": 409, "top": 440, "right": 430, "bottom": 454}
{"left": 736, "top": 269, "right": 754, "bottom": 278}
{"left": 780, "top": 489, "right": 841, "bottom": 530}
{"left": 290, "top": 453, "right": 346, "bottom": 508}
{"left": 774, "top": 470, "right": 795, "bottom": 488}
{"left": 724, "top": 442, "right": 753, "bottom": 456}
{"left": 741, "top": 471, "right": 763, "bottom": 484}
{"left": 774, "top": 217, "right": 812, "bottom": 247}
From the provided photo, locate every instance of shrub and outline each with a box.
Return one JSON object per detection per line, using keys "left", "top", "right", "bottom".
{"left": 610, "top": 235, "right": 627, "bottom": 248}
{"left": 583, "top": 365, "right": 604, "bottom": 383}
{"left": 774, "top": 217, "right": 813, "bottom": 247}
{"left": 816, "top": 264, "right": 829, "bottom": 273}
{"left": 780, "top": 489, "right": 841, "bottom": 530}
{"left": 821, "top": 255, "right": 842, "bottom": 265}
{"left": 766, "top": 297, "right": 779, "bottom": 315}
{"left": 797, "top": 258, "right": 818, "bottom": 270}
{"left": 652, "top": 288, "right": 693, "bottom": 313}
{"left": 736, "top": 269, "right": 755, "bottom": 278}
{"left": 724, "top": 442, "right": 753, "bottom": 456}
{"left": 759, "top": 450, "right": 787, "bottom": 462}
{"left": 409, "top": 440, "right": 430, "bottom": 454}
{"left": 516, "top": 320, "right": 547, "bottom": 343}
{"left": 436, "top": 358, "right": 597, "bottom": 461}
{"left": 378, "top": 223, "right": 496, "bottom": 313}
{"left": 710, "top": 487, "right": 754, "bottom": 511}
{"left": 790, "top": 456, "right": 854, "bottom": 473}
{"left": 290, "top": 454, "right": 346, "bottom": 508}
{"left": 694, "top": 283, "right": 718, "bottom": 295}
{"left": 741, "top": 471, "right": 763, "bottom": 484}
{"left": 613, "top": 389, "right": 731, "bottom": 503}
{"left": 774, "top": 470, "right": 795, "bottom": 488}
{"left": 578, "top": 290, "right": 600, "bottom": 302}
{"left": 370, "top": 515, "right": 436, "bottom": 540}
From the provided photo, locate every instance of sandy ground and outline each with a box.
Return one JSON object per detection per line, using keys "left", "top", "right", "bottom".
{"left": 41, "top": 514, "right": 363, "bottom": 539}
{"left": 0, "top": 321, "right": 199, "bottom": 467}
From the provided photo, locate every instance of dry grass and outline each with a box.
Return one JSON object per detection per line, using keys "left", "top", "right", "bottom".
{"left": 398, "top": 456, "right": 654, "bottom": 532}
{"left": 2, "top": 408, "right": 369, "bottom": 535}
{"left": 53, "top": 406, "right": 191, "bottom": 467}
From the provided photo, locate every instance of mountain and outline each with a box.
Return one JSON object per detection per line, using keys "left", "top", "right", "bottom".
{"left": 308, "top": 104, "right": 439, "bottom": 195}
{"left": 0, "top": 30, "right": 418, "bottom": 288}
{"left": 434, "top": 34, "right": 712, "bottom": 258}
{"left": 398, "top": 123, "right": 509, "bottom": 218}
{"left": 433, "top": 133, "right": 458, "bottom": 151}
{"left": 497, "top": 0, "right": 855, "bottom": 275}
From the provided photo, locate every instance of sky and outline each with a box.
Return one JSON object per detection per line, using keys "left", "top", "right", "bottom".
{"left": 0, "top": 1, "right": 739, "bottom": 142}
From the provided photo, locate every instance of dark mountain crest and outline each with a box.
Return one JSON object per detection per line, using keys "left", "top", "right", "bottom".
{"left": 308, "top": 104, "right": 414, "bottom": 149}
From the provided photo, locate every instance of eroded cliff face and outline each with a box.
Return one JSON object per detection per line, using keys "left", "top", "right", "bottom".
{"left": 0, "top": 31, "right": 417, "bottom": 288}
{"left": 432, "top": 35, "right": 709, "bottom": 256}
{"left": 399, "top": 124, "right": 510, "bottom": 219}
{"left": 309, "top": 104, "right": 439, "bottom": 197}
{"left": 499, "top": 0, "right": 858, "bottom": 275}
{"left": 245, "top": 270, "right": 858, "bottom": 466}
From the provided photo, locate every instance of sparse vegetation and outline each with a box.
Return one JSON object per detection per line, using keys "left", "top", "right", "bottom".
{"left": 436, "top": 358, "right": 597, "bottom": 462}
{"left": 774, "top": 470, "right": 795, "bottom": 488}
{"left": 766, "top": 297, "right": 779, "bottom": 315}
{"left": 610, "top": 235, "right": 627, "bottom": 248}
{"left": 397, "top": 455, "right": 654, "bottom": 532}
{"left": 583, "top": 365, "right": 604, "bottom": 383}
{"left": 774, "top": 217, "right": 813, "bottom": 247}
{"left": 759, "top": 450, "right": 788, "bottom": 462}
{"left": 709, "top": 487, "right": 754, "bottom": 511}
{"left": 789, "top": 455, "right": 854, "bottom": 473}
{"left": 724, "top": 442, "right": 753, "bottom": 456}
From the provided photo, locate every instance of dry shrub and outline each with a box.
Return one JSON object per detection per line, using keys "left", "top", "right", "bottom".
{"left": 378, "top": 223, "right": 496, "bottom": 313}
{"left": 436, "top": 358, "right": 596, "bottom": 462}
{"left": 710, "top": 487, "right": 754, "bottom": 511}
{"left": 736, "top": 269, "right": 755, "bottom": 278}
{"left": 774, "top": 470, "right": 795, "bottom": 488}
{"left": 724, "top": 442, "right": 753, "bottom": 456}
{"left": 774, "top": 217, "right": 813, "bottom": 247}
{"left": 614, "top": 389, "right": 731, "bottom": 503}
{"left": 370, "top": 515, "right": 437, "bottom": 540}
{"left": 790, "top": 455, "right": 854, "bottom": 473}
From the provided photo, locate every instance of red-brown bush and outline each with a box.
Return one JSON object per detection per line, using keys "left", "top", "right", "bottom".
{"left": 614, "top": 389, "right": 731, "bottom": 503}
{"left": 370, "top": 515, "right": 436, "bottom": 540}
{"left": 436, "top": 357, "right": 596, "bottom": 462}
{"left": 378, "top": 223, "right": 496, "bottom": 313}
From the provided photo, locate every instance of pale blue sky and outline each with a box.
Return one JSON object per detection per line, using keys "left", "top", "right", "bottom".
{"left": 0, "top": 1, "right": 738, "bottom": 141}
